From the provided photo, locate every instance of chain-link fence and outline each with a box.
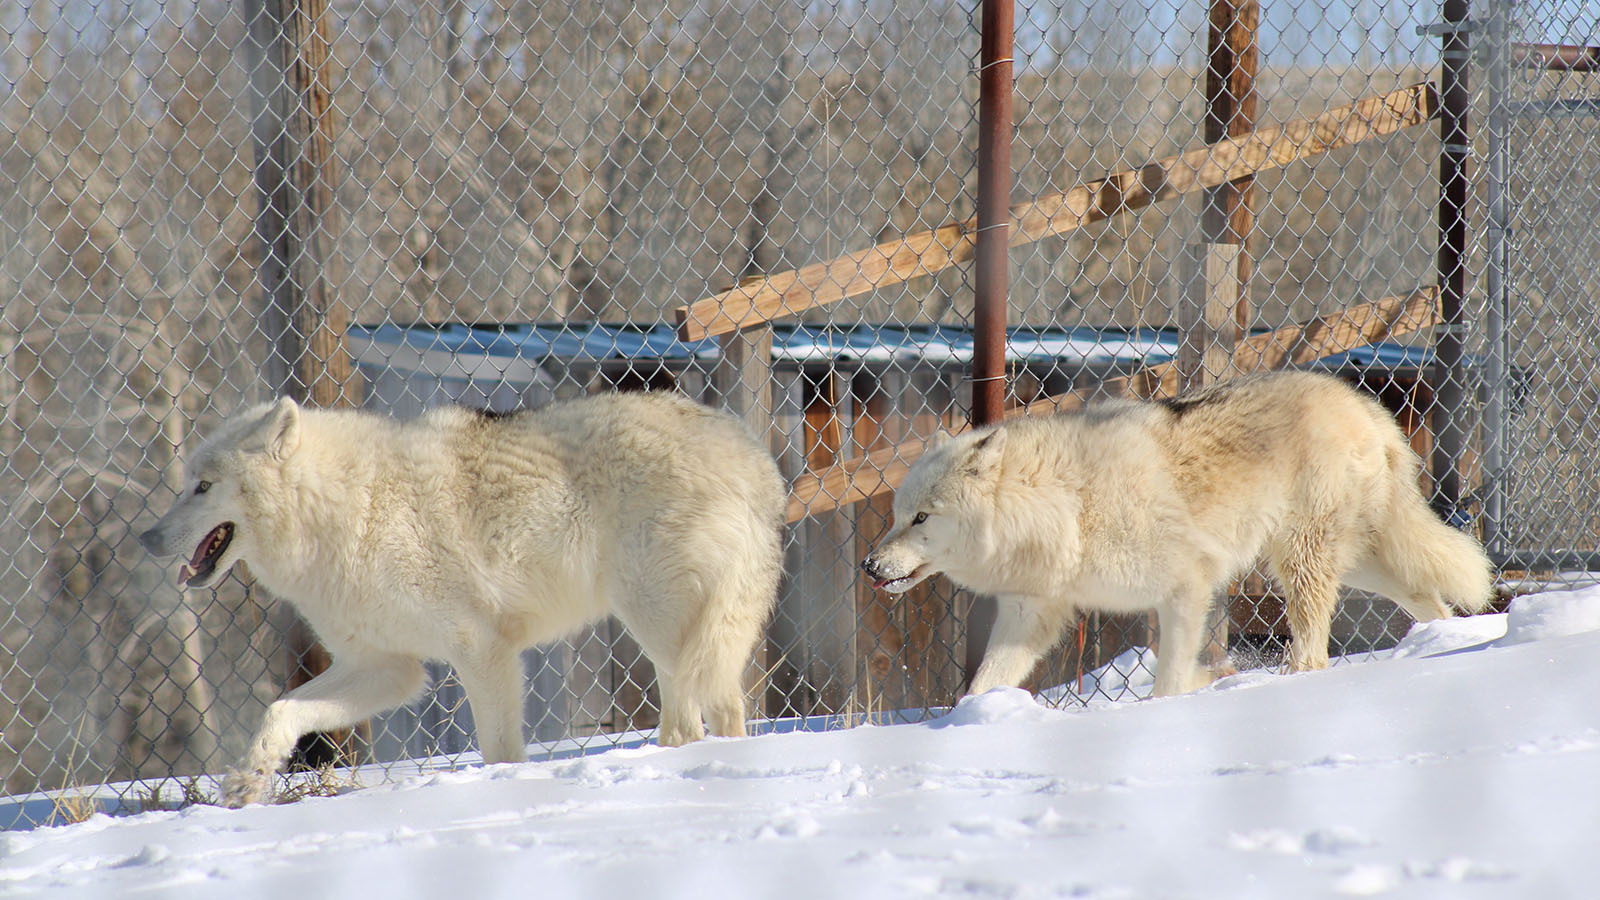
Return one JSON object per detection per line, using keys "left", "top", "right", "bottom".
{"left": 2, "top": 0, "right": 1595, "bottom": 826}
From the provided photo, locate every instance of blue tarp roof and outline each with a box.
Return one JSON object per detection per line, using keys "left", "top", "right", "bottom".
{"left": 350, "top": 322, "right": 1455, "bottom": 371}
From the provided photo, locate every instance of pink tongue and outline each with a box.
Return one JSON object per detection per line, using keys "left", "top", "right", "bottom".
{"left": 182, "top": 529, "right": 219, "bottom": 584}
{"left": 187, "top": 537, "right": 212, "bottom": 569}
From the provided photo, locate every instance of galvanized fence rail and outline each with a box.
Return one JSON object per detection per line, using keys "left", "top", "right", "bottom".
{"left": 1, "top": 0, "right": 1595, "bottom": 826}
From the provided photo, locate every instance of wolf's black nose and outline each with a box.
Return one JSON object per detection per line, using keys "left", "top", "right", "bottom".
{"left": 859, "top": 556, "right": 882, "bottom": 579}
{"left": 139, "top": 528, "right": 163, "bottom": 555}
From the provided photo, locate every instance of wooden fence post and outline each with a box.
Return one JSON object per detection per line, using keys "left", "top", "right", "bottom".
{"left": 716, "top": 327, "right": 775, "bottom": 441}
{"left": 244, "top": 0, "right": 359, "bottom": 768}
{"left": 1178, "top": 0, "right": 1258, "bottom": 672}
{"left": 714, "top": 325, "right": 775, "bottom": 709}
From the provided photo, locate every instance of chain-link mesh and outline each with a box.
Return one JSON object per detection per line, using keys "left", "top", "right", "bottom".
{"left": 1, "top": 0, "right": 1593, "bottom": 826}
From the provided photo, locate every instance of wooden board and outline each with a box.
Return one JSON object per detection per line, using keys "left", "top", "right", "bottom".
{"left": 677, "top": 83, "right": 1439, "bottom": 342}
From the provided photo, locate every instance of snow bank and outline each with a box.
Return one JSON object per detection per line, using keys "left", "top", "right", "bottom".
{"left": 931, "top": 687, "right": 1061, "bottom": 727}
{"left": 1390, "top": 613, "right": 1508, "bottom": 658}
{"left": 1497, "top": 584, "right": 1600, "bottom": 646}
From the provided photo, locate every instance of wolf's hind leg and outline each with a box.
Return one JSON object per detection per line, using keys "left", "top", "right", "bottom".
{"left": 1271, "top": 536, "right": 1344, "bottom": 673}
{"left": 655, "top": 671, "right": 708, "bottom": 747}
{"left": 968, "top": 597, "right": 1076, "bottom": 695}
{"left": 639, "top": 537, "right": 774, "bottom": 746}
{"left": 223, "top": 653, "right": 425, "bottom": 807}
{"left": 654, "top": 632, "right": 754, "bottom": 745}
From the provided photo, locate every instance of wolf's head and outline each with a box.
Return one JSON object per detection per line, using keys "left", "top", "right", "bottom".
{"left": 859, "top": 426, "right": 1007, "bottom": 594}
{"left": 139, "top": 397, "right": 302, "bottom": 590}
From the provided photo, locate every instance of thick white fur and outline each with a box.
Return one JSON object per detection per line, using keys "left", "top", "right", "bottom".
{"left": 140, "top": 392, "right": 784, "bottom": 806}
{"left": 862, "top": 371, "right": 1493, "bottom": 699}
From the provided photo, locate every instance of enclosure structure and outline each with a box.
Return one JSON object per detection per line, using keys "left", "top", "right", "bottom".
{"left": 1, "top": 0, "right": 1597, "bottom": 825}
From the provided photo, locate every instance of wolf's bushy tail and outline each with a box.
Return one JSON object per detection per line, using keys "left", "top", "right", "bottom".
{"left": 1374, "top": 447, "right": 1495, "bottom": 616}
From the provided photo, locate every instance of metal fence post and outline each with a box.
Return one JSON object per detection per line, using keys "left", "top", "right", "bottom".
{"left": 1482, "top": 0, "right": 1512, "bottom": 559}
{"left": 1431, "top": 0, "right": 1471, "bottom": 523}
{"left": 965, "top": 0, "right": 1015, "bottom": 685}
{"left": 972, "top": 0, "right": 1014, "bottom": 428}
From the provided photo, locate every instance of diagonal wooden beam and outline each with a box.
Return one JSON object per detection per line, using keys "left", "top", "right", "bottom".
{"left": 785, "top": 287, "right": 1441, "bottom": 522}
{"left": 679, "top": 82, "right": 1439, "bottom": 342}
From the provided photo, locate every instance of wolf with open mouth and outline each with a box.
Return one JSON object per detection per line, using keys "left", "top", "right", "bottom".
{"left": 140, "top": 391, "right": 784, "bottom": 807}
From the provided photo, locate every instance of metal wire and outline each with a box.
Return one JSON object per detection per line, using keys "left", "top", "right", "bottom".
{"left": 1, "top": 0, "right": 1595, "bottom": 827}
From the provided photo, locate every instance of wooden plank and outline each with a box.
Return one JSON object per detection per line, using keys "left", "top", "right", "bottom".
{"left": 1177, "top": 242, "right": 1243, "bottom": 389}
{"left": 1178, "top": 240, "right": 1243, "bottom": 669}
{"left": 715, "top": 326, "right": 775, "bottom": 446}
{"left": 785, "top": 287, "right": 1441, "bottom": 522}
{"left": 677, "top": 83, "right": 1439, "bottom": 342}
{"left": 794, "top": 372, "right": 856, "bottom": 714}
{"left": 903, "top": 371, "right": 965, "bottom": 707}
{"left": 853, "top": 372, "right": 907, "bottom": 707}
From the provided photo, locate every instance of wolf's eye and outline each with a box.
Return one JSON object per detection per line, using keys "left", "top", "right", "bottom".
{"left": 195, "top": 480, "right": 212, "bottom": 495}
{"left": 912, "top": 512, "right": 928, "bottom": 525}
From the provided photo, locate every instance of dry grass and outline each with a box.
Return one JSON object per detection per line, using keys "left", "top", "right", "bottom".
{"left": 129, "top": 776, "right": 215, "bottom": 814}
{"left": 62, "top": 765, "right": 367, "bottom": 824}
{"left": 48, "top": 790, "right": 100, "bottom": 826}
{"left": 44, "top": 766, "right": 367, "bottom": 827}
{"left": 48, "top": 713, "right": 101, "bottom": 826}
{"left": 273, "top": 764, "right": 365, "bottom": 805}
{"left": 839, "top": 675, "right": 885, "bottom": 729}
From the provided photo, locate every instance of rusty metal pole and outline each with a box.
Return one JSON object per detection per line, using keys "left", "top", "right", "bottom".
{"left": 965, "top": 0, "right": 1014, "bottom": 684}
{"left": 1431, "top": 0, "right": 1470, "bottom": 523}
{"left": 1203, "top": 0, "right": 1259, "bottom": 330}
{"left": 1512, "top": 42, "right": 1600, "bottom": 72}
{"left": 971, "top": 0, "right": 1013, "bottom": 427}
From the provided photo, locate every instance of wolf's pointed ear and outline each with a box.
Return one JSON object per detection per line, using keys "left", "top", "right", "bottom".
{"left": 960, "top": 427, "right": 1007, "bottom": 476}
{"left": 257, "top": 396, "right": 301, "bottom": 460}
{"left": 928, "top": 429, "right": 953, "bottom": 451}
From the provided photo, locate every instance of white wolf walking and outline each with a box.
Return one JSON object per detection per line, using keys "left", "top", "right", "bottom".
{"left": 861, "top": 371, "right": 1493, "bottom": 698}
{"left": 141, "top": 391, "right": 784, "bottom": 807}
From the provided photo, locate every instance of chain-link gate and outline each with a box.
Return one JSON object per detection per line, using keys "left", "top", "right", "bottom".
{"left": 1487, "top": 2, "right": 1600, "bottom": 573}
{"left": 1, "top": 0, "right": 1594, "bottom": 827}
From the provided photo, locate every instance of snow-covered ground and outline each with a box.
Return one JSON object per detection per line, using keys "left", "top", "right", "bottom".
{"left": 6, "top": 586, "right": 1600, "bottom": 899}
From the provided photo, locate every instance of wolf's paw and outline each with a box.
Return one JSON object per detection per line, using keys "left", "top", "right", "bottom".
{"left": 656, "top": 720, "right": 705, "bottom": 748}
{"left": 1284, "top": 651, "right": 1331, "bottom": 674}
{"left": 220, "top": 767, "right": 274, "bottom": 808}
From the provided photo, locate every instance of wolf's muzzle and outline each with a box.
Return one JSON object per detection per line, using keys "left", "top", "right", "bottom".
{"left": 859, "top": 555, "right": 887, "bottom": 582}
{"left": 139, "top": 527, "right": 165, "bottom": 556}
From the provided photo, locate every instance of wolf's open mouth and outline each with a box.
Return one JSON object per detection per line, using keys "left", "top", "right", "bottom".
{"left": 873, "top": 566, "right": 927, "bottom": 591}
{"left": 181, "top": 523, "right": 235, "bottom": 586}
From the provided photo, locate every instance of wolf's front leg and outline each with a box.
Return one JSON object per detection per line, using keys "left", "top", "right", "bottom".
{"left": 454, "top": 646, "right": 529, "bottom": 765}
{"left": 967, "top": 596, "right": 1076, "bottom": 695}
{"left": 222, "top": 653, "right": 426, "bottom": 807}
{"left": 1151, "top": 585, "right": 1217, "bottom": 697}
